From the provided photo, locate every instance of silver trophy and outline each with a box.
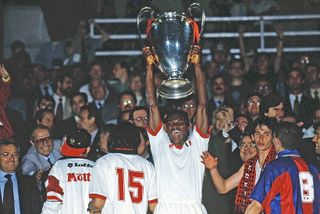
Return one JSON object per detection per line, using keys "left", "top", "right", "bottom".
{"left": 137, "top": 3, "right": 205, "bottom": 99}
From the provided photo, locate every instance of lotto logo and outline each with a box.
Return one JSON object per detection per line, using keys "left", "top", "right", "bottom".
{"left": 67, "top": 173, "right": 91, "bottom": 182}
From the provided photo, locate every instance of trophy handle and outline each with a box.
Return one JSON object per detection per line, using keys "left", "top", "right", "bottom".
{"left": 188, "top": 3, "right": 206, "bottom": 44}
{"left": 137, "top": 7, "right": 155, "bottom": 47}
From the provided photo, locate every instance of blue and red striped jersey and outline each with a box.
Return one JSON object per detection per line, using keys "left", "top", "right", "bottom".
{"left": 250, "top": 150, "right": 319, "bottom": 214}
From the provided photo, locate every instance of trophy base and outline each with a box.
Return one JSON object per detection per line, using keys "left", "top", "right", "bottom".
{"left": 158, "top": 79, "right": 193, "bottom": 99}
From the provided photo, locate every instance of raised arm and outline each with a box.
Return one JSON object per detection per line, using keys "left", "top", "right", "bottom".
{"left": 238, "top": 25, "right": 250, "bottom": 73}
{"left": 274, "top": 24, "right": 283, "bottom": 75}
{"left": 144, "top": 47, "right": 161, "bottom": 132}
{"left": 191, "top": 45, "right": 208, "bottom": 134}
{"left": 201, "top": 151, "right": 243, "bottom": 194}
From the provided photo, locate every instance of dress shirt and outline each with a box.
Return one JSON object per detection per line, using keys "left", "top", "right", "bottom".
{"left": 310, "top": 88, "right": 320, "bottom": 99}
{"left": 40, "top": 84, "right": 53, "bottom": 96}
{"left": 90, "top": 129, "right": 98, "bottom": 145}
{"left": 289, "top": 93, "right": 302, "bottom": 110}
{"left": 0, "top": 171, "right": 21, "bottom": 214}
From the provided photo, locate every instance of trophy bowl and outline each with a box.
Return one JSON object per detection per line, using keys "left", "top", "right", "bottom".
{"left": 137, "top": 3, "right": 205, "bottom": 99}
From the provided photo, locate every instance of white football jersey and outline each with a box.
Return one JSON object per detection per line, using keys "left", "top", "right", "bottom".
{"left": 147, "top": 124, "right": 210, "bottom": 214}
{"left": 42, "top": 158, "right": 95, "bottom": 214}
{"left": 89, "top": 153, "right": 157, "bottom": 214}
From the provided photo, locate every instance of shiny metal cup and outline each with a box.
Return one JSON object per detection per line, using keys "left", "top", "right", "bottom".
{"left": 137, "top": 3, "right": 205, "bottom": 99}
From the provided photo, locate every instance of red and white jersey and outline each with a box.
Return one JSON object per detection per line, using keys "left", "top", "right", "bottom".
{"left": 89, "top": 153, "right": 157, "bottom": 214}
{"left": 147, "top": 123, "right": 210, "bottom": 214}
{"left": 42, "top": 157, "right": 95, "bottom": 214}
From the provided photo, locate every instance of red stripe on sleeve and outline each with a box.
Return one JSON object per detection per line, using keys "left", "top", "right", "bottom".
{"left": 89, "top": 194, "right": 107, "bottom": 200}
{"left": 46, "top": 176, "right": 64, "bottom": 195}
{"left": 261, "top": 172, "right": 295, "bottom": 214}
{"left": 148, "top": 198, "right": 158, "bottom": 204}
{"left": 195, "top": 125, "right": 210, "bottom": 139}
{"left": 147, "top": 122, "right": 162, "bottom": 136}
{"left": 47, "top": 195, "right": 62, "bottom": 202}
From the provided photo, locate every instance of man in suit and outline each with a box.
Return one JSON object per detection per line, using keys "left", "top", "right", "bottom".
{"left": 283, "top": 69, "right": 315, "bottom": 128}
{"left": 22, "top": 125, "right": 62, "bottom": 199}
{"left": 52, "top": 71, "right": 74, "bottom": 122}
{"left": 0, "top": 138, "right": 42, "bottom": 214}
{"left": 78, "top": 105, "right": 101, "bottom": 161}
{"left": 54, "top": 92, "right": 88, "bottom": 139}
{"left": 89, "top": 77, "right": 118, "bottom": 124}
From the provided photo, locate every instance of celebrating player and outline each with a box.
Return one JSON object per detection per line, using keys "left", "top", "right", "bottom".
{"left": 42, "top": 128, "right": 94, "bottom": 214}
{"left": 245, "top": 122, "right": 319, "bottom": 214}
{"left": 88, "top": 123, "right": 157, "bottom": 213}
{"left": 144, "top": 45, "right": 210, "bottom": 214}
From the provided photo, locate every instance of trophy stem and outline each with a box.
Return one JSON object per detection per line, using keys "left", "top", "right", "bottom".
{"left": 158, "top": 78, "right": 193, "bottom": 99}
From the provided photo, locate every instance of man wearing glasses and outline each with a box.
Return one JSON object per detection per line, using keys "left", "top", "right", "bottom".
{"left": 201, "top": 117, "right": 277, "bottom": 213}
{"left": 0, "top": 138, "right": 42, "bottom": 213}
{"left": 22, "top": 125, "right": 61, "bottom": 197}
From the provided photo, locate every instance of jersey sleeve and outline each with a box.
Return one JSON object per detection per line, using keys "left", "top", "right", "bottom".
{"left": 146, "top": 162, "right": 158, "bottom": 204}
{"left": 45, "top": 163, "right": 64, "bottom": 203}
{"left": 88, "top": 159, "right": 108, "bottom": 201}
{"left": 147, "top": 122, "right": 167, "bottom": 158}
{"left": 190, "top": 126, "right": 210, "bottom": 151}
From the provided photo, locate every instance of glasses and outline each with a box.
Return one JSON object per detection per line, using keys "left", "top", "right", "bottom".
{"left": 239, "top": 142, "right": 255, "bottom": 149}
{"left": 34, "top": 136, "right": 52, "bottom": 145}
{"left": 166, "top": 120, "right": 186, "bottom": 127}
{"left": 254, "top": 131, "right": 272, "bottom": 139}
{"left": 0, "top": 152, "right": 19, "bottom": 158}
{"left": 121, "top": 100, "right": 132, "bottom": 106}
{"left": 134, "top": 116, "right": 148, "bottom": 122}
{"left": 248, "top": 99, "right": 260, "bottom": 105}
{"left": 182, "top": 104, "right": 196, "bottom": 109}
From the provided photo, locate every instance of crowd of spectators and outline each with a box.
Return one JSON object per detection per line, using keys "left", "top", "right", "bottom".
{"left": 0, "top": 5, "right": 319, "bottom": 212}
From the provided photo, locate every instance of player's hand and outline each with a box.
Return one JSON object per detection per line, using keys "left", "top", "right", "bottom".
{"left": 188, "top": 45, "right": 201, "bottom": 64}
{"left": 142, "top": 46, "right": 157, "bottom": 65}
{"left": 201, "top": 151, "right": 218, "bottom": 170}
{"left": 0, "top": 64, "right": 10, "bottom": 82}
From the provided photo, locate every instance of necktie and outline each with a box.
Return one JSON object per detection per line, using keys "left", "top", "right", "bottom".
{"left": 56, "top": 98, "right": 63, "bottom": 121}
{"left": 293, "top": 95, "right": 299, "bottom": 115}
{"left": 97, "top": 102, "right": 102, "bottom": 109}
{"left": 47, "top": 157, "right": 54, "bottom": 167}
{"left": 43, "top": 86, "right": 50, "bottom": 96}
{"left": 217, "top": 100, "right": 222, "bottom": 107}
{"left": 3, "top": 174, "right": 14, "bottom": 214}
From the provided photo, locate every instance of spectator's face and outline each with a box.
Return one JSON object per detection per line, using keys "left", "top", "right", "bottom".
{"left": 239, "top": 136, "right": 257, "bottom": 162}
{"left": 119, "top": 95, "right": 135, "bottom": 111}
{"left": 287, "top": 70, "right": 304, "bottom": 92}
{"left": 265, "top": 102, "right": 284, "bottom": 122}
{"left": 212, "top": 77, "right": 225, "bottom": 96}
{"left": 89, "top": 64, "right": 103, "bottom": 79}
{"left": 72, "top": 95, "right": 86, "bottom": 116}
{"left": 247, "top": 96, "right": 261, "bottom": 117}
{"left": 314, "top": 109, "right": 320, "bottom": 123}
{"left": 257, "top": 55, "right": 269, "bottom": 73}
{"left": 181, "top": 99, "right": 197, "bottom": 122}
{"left": 78, "top": 110, "right": 95, "bottom": 131}
{"left": 213, "top": 51, "right": 226, "bottom": 64}
{"left": 38, "top": 99, "right": 54, "bottom": 110}
{"left": 312, "top": 127, "right": 320, "bottom": 154}
{"left": 305, "top": 65, "right": 319, "bottom": 84}
{"left": 37, "top": 112, "right": 55, "bottom": 130}
{"left": 99, "top": 131, "right": 110, "bottom": 153}
{"left": 129, "top": 75, "right": 143, "bottom": 92}
{"left": 112, "top": 63, "right": 127, "bottom": 80}
{"left": 235, "top": 116, "right": 248, "bottom": 133}
{"left": 32, "top": 128, "right": 53, "bottom": 156}
{"left": 229, "top": 61, "right": 245, "bottom": 77}
{"left": 0, "top": 145, "right": 19, "bottom": 173}
{"left": 90, "top": 80, "right": 106, "bottom": 100}
{"left": 61, "top": 77, "right": 73, "bottom": 96}
{"left": 206, "top": 61, "right": 219, "bottom": 79}
{"left": 33, "top": 65, "right": 46, "bottom": 83}
{"left": 253, "top": 125, "right": 273, "bottom": 152}
{"left": 255, "top": 80, "right": 272, "bottom": 97}
{"left": 165, "top": 115, "right": 189, "bottom": 145}
{"left": 132, "top": 109, "right": 148, "bottom": 128}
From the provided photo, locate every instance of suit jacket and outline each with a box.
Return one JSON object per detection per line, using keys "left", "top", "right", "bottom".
{"left": 0, "top": 172, "right": 42, "bottom": 214}
{"left": 89, "top": 97, "right": 119, "bottom": 124}
{"left": 22, "top": 140, "right": 62, "bottom": 175}
{"left": 283, "top": 94, "right": 315, "bottom": 128}
{"left": 53, "top": 116, "right": 78, "bottom": 139}
{"left": 87, "top": 130, "right": 101, "bottom": 162}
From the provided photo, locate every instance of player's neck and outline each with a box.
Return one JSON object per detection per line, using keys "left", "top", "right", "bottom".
{"left": 258, "top": 148, "right": 271, "bottom": 167}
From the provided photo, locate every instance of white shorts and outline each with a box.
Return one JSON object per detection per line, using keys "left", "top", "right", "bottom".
{"left": 154, "top": 199, "right": 207, "bottom": 214}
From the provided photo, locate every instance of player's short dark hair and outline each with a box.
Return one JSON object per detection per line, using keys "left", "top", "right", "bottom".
{"left": 163, "top": 110, "right": 189, "bottom": 126}
{"left": 274, "top": 122, "right": 302, "bottom": 150}
{"left": 108, "top": 123, "right": 140, "bottom": 154}
{"left": 253, "top": 116, "right": 277, "bottom": 134}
